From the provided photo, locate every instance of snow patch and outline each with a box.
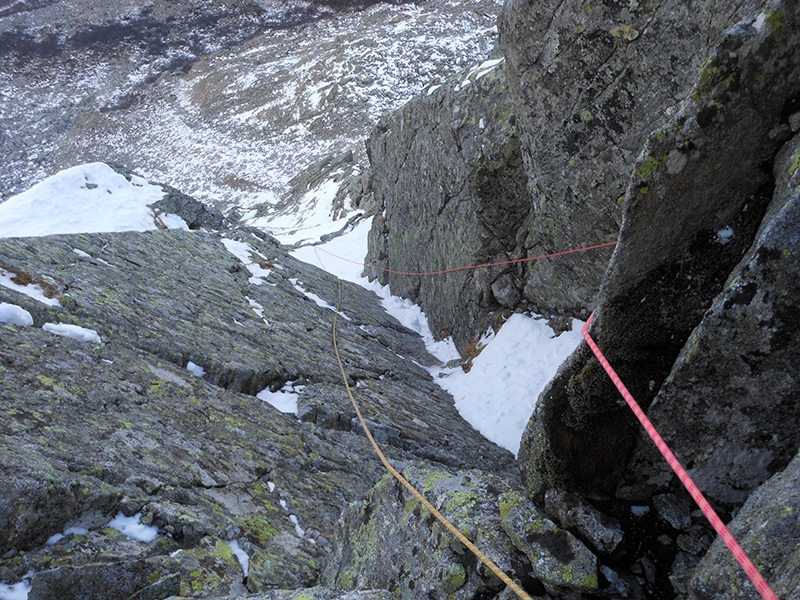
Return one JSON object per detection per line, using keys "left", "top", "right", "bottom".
{"left": 186, "top": 361, "right": 205, "bottom": 377}
{"left": 291, "top": 218, "right": 582, "bottom": 455}
{"left": 249, "top": 170, "right": 362, "bottom": 247}
{"left": 434, "top": 313, "right": 583, "bottom": 455}
{"left": 247, "top": 297, "right": 270, "bottom": 324}
{"left": 42, "top": 323, "right": 103, "bottom": 344}
{"left": 289, "top": 514, "right": 306, "bottom": 538}
{"left": 0, "top": 268, "right": 61, "bottom": 306}
{"left": 290, "top": 278, "right": 351, "bottom": 321}
{"left": 257, "top": 380, "right": 304, "bottom": 415}
{"left": 715, "top": 227, "right": 734, "bottom": 244}
{"left": 46, "top": 526, "right": 89, "bottom": 546}
{"left": 221, "top": 238, "right": 273, "bottom": 285}
{"left": 0, "top": 575, "right": 32, "bottom": 600}
{"left": 227, "top": 540, "right": 250, "bottom": 577}
{"left": 0, "top": 303, "right": 33, "bottom": 326}
{"left": 0, "top": 163, "right": 188, "bottom": 237}
{"left": 106, "top": 512, "right": 159, "bottom": 542}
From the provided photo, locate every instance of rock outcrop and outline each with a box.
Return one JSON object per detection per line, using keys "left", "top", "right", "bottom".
{"left": 689, "top": 448, "right": 800, "bottom": 600}
{"left": 362, "top": 0, "right": 800, "bottom": 596}
{"left": 515, "top": 1, "right": 800, "bottom": 596}
{"left": 365, "top": 58, "right": 533, "bottom": 352}
{"left": 520, "top": 0, "right": 800, "bottom": 500}
{"left": 0, "top": 222, "right": 517, "bottom": 598}
{"left": 497, "top": 0, "right": 768, "bottom": 320}
{"left": 364, "top": 2, "right": 771, "bottom": 352}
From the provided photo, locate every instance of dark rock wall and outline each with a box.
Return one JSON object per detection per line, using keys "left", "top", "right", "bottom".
{"left": 513, "top": 2, "right": 800, "bottom": 597}
{"left": 519, "top": 0, "right": 800, "bottom": 501}
{"left": 497, "top": 0, "right": 765, "bottom": 319}
{"left": 689, "top": 448, "right": 800, "bottom": 600}
{"left": 365, "top": 63, "right": 532, "bottom": 352}
{"left": 620, "top": 128, "right": 800, "bottom": 509}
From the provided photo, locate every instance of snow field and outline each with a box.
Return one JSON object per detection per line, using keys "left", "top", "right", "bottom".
{"left": 289, "top": 219, "right": 583, "bottom": 456}
{"left": 0, "top": 163, "right": 188, "bottom": 238}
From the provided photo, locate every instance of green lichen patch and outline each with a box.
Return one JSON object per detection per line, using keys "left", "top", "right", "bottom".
{"left": 789, "top": 151, "right": 800, "bottom": 177}
{"left": 636, "top": 155, "right": 665, "bottom": 180}
{"left": 439, "top": 562, "right": 467, "bottom": 594}
{"left": 500, "top": 492, "right": 598, "bottom": 593}
{"left": 237, "top": 515, "right": 280, "bottom": 546}
{"left": 766, "top": 10, "right": 787, "bottom": 41}
{"left": 179, "top": 537, "right": 242, "bottom": 596}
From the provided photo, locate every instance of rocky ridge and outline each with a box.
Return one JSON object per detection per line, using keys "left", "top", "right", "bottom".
{"left": 0, "top": 206, "right": 521, "bottom": 598}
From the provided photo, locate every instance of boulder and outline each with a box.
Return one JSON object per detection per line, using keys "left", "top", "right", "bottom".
{"left": 499, "top": 491, "right": 599, "bottom": 595}
{"left": 323, "top": 464, "right": 532, "bottom": 599}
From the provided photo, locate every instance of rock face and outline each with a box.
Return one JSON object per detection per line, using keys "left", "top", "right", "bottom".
{"left": 520, "top": 0, "right": 800, "bottom": 500}
{"left": 365, "top": 59, "right": 533, "bottom": 352}
{"left": 513, "top": 1, "right": 800, "bottom": 596}
{"left": 362, "top": 0, "right": 800, "bottom": 596}
{"left": 365, "top": 0, "right": 770, "bottom": 353}
{"left": 689, "top": 449, "right": 800, "bottom": 600}
{"left": 497, "top": 0, "right": 767, "bottom": 319}
{"left": 323, "top": 465, "right": 522, "bottom": 599}
{"left": 0, "top": 222, "right": 516, "bottom": 598}
{"left": 619, "top": 127, "right": 800, "bottom": 509}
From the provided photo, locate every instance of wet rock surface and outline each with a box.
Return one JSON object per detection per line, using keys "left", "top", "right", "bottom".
{"left": 0, "top": 225, "right": 515, "bottom": 598}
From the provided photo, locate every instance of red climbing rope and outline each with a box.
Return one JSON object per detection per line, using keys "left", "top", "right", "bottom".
{"left": 581, "top": 312, "right": 779, "bottom": 600}
{"left": 316, "top": 241, "right": 617, "bottom": 276}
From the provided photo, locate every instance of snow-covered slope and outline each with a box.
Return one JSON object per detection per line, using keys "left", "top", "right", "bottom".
{"left": 0, "top": 163, "right": 189, "bottom": 237}
{"left": 1, "top": 0, "right": 502, "bottom": 210}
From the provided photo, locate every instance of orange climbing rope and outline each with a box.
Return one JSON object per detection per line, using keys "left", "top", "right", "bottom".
{"left": 317, "top": 241, "right": 617, "bottom": 277}
{"left": 330, "top": 276, "right": 533, "bottom": 600}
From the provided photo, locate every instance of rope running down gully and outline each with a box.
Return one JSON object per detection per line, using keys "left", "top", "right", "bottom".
{"left": 322, "top": 242, "right": 616, "bottom": 599}
{"left": 331, "top": 278, "right": 534, "bottom": 600}
{"left": 322, "top": 241, "right": 777, "bottom": 600}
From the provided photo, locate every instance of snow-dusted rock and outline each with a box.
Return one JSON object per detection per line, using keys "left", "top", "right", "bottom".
{"left": 0, "top": 223, "right": 514, "bottom": 598}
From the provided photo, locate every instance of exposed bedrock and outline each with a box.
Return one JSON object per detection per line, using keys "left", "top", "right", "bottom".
{"left": 0, "top": 223, "right": 516, "bottom": 598}
{"left": 497, "top": 0, "right": 768, "bottom": 321}
{"left": 365, "top": 60, "right": 533, "bottom": 353}
{"left": 517, "top": 2, "right": 800, "bottom": 596}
